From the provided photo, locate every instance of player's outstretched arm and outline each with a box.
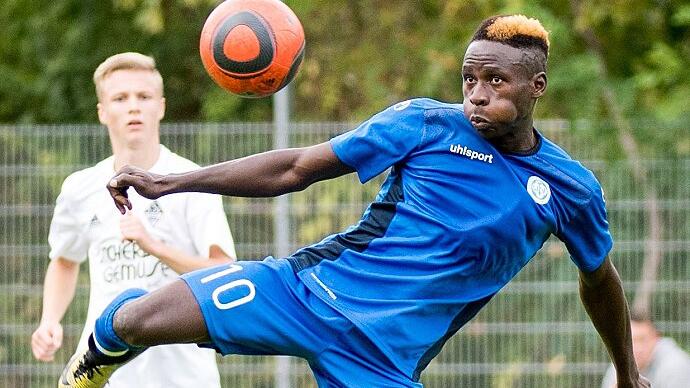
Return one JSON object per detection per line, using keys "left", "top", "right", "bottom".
{"left": 31, "top": 258, "right": 79, "bottom": 361}
{"left": 578, "top": 257, "right": 651, "bottom": 388}
{"left": 108, "top": 142, "right": 353, "bottom": 213}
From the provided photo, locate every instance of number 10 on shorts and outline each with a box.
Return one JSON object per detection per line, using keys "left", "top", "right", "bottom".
{"left": 200, "top": 264, "right": 256, "bottom": 310}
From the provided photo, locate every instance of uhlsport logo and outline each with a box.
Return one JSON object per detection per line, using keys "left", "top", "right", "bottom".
{"left": 449, "top": 144, "right": 494, "bottom": 164}
{"left": 527, "top": 175, "right": 551, "bottom": 205}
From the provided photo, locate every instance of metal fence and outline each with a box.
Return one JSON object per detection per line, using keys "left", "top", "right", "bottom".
{"left": 0, "top": 121, "right": 688, "bottom": 388}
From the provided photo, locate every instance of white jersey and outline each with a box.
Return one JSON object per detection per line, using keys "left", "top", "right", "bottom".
{"left": 49, "top": 145, "right": 236, "bottom": 388}
{"left": 601, "top": 337, "right": 690, "bottom": 388}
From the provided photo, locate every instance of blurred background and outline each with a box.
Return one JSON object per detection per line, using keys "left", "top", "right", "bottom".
{"left": 0, "top": 0, "right": 688, "bottom": 387}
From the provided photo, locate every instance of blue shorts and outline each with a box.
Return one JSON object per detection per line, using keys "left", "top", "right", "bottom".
{"left": 181, "top": 258, "right": 422, "bottom": 388}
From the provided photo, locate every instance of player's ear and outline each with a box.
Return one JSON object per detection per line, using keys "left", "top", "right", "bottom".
{"left": 97, "top": 102, "right": 107, "bottom": 125}
{"left": 157, "top": 97, "right": 166, "bottom": 121}
{"left": 531, "top": 72, "right": 547, "bottom": 98}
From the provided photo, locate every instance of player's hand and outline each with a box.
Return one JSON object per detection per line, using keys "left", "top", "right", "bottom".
{"left": 31, "top": 321, "right": 63, "bottom": 362}
{"left": 120, "top": 212, "right": 157, "bottom": 252}
{"left": 107, "top": 165, "right": 166, "bottom": 214}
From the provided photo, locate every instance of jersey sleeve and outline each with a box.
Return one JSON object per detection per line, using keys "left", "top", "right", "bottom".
{"left": 186, "top": 193, "right": 237, "bottom": 260}
{"left": 556, "top": 185, "right": 613, "bottom": 273}
{"left": 329, "top": 99, "right": 426, "bottom": 183}
{"left": 48, "top": 179, "right": 89, "bottom": 263}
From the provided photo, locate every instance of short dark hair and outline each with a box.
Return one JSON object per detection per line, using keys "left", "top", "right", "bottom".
{"left": 470, "top": 15, "right": 549, "bottom": 72}
{"left": 630, "top": 311, "right": 662, "bottom": 335}
{"left": 630, "top": 310, "right": 653, "bottom": 324}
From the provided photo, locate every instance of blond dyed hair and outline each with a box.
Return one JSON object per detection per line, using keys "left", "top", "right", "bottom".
{"left": 471, "top": 15, "right": 549, "bottom": 56}
{"left": 93, "top": 52, "right": 164, "bottom": 100}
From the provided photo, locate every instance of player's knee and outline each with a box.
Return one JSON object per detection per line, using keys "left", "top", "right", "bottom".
{"left": 112, "top": 299, "right": 150, "bottom": 346}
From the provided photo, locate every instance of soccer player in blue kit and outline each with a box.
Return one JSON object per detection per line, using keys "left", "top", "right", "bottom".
{"left": 60, "top": 15, "right": 650, "bottom": 388}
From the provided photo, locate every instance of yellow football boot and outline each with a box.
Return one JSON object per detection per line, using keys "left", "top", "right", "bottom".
{"left": 57, "top": 347, "right": 124, "bottom": 388}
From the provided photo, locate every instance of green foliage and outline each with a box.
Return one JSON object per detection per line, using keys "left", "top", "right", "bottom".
{"left": 0, "top": 0, "right": 219, "bottom": 122}
{"left": 1, "top": 0, "right": 688, "bottom": 155}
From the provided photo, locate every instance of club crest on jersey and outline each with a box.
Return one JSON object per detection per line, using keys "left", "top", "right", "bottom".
{"left": 449, "top": 144, "right": 494, "bottom": 164}
{"left": 526, "top": 176, "right": 551, "bottom": 205}
{"left": 145, "top": 201, "right": 163, "bottom": 226}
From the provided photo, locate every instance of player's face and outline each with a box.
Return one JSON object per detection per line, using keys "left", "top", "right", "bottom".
{"left": 462, "top": 40, "right": 546, "bottom": 140}
{"left": 97, "top": 69, "right": 165, "bottom": 147}
{"left": 631, "top": 321, "right": 659, "bottom": 370}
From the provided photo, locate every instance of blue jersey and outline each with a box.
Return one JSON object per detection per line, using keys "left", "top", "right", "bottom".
{"left": 287, "top": 98, "right": 612, "bottom": 380}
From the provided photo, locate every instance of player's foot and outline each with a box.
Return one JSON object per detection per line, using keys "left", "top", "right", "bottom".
{"left": 57, "top": 338, "right": 140, "bottom": 388}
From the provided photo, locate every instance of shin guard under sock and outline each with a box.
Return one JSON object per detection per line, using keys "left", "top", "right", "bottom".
{"left": 91, "top": 288, "right": 148, "bottom": 359}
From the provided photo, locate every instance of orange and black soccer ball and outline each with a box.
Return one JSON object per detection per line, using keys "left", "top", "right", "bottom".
{"left": 199, "top": 0, "right": 305, "bottom": 98}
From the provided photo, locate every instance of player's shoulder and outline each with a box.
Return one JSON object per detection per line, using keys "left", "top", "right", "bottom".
{"left": 380, "top": 98, "right": 468, "bottom": 131}
{"left": 386, "top": 98, "right": 463, "bottom": 115}
{"left": 652, "top": 339, "right": 690, "bottom": 382}
{"left": 655, "top": 338, "right": 690, "bottom": 361}
{"left": 537, "top": 135, "right": 603, "bottom": 194}
{"left": 60, "top": 157, "right": 113, "bottom": 196}
{"left": 156, "top": 145, "right": 202, "bottom": 173}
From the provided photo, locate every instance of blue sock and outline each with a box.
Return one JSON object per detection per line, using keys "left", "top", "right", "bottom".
{"left": 91, "top": 288, "right": 148, "bottom": 357}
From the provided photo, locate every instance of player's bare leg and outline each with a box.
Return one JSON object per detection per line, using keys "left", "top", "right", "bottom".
{"left": 58, "top": 280, "right": 208, "bottom": 388}
{"left": 112, "top": 280, "right": 209, "bottom": 346}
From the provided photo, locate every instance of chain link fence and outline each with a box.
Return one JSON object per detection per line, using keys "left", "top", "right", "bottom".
{"left": 0, "top": 121, "right": 688, "bottom": 387}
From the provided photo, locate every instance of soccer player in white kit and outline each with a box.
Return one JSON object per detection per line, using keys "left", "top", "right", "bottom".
{"left": 31, "top": 52, "right": 237, "bottom": 388}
